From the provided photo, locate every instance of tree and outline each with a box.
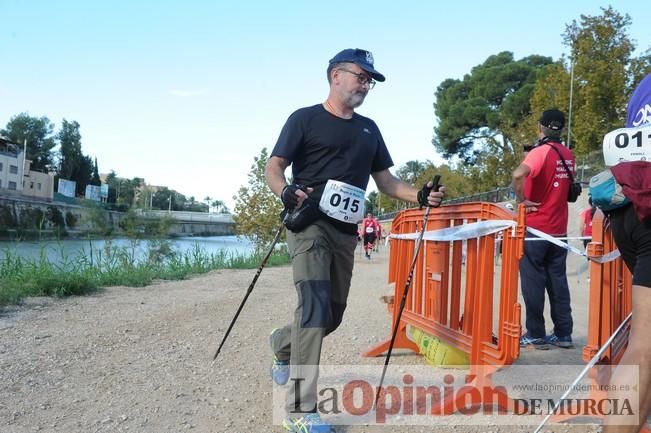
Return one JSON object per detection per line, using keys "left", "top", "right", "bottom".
{"left": 233, "top": 147, "right": 284, "bottom": 252}
{"left": 392, "top": 160, "right": 429, "bottom": 210}
{"left": 561, "top": 6, "right": 651, "bottom": 156}
{"left": 365, "top": 191, "right": 379, "bottom": 215}
{"left": 121, "top": 177, "right": 143, "bottom": 207}
{"left": 57, "top": 119, "right": 95, "bottom": 196}
{"left": 517, "top": 7, "right": 651, "bottom": 162}
{"left": 76, "top": 155, "right": 95, "bottom": 196}
{"left": 211, "top": 199, "right": 230, "bottom": 214}
{"left": 516, "top": 62, "right": 571, "bottom": 148}
{"left": 91, "top": 157, "right": 101, "bottom": 186}
{"left": 433, "top": 51, "right": 553, "bottom": 164}
{"left": 396, "top": 160, "right": 427, "bottom": 185}
{"left": 1, "top": 113, "right": 56, "bottom": 171}
{"left": 415, "top": 163, "right": 477, "bottom": 200}
{"left": 151, "top": 187, "right": 174, "bottom": 210}
{"left": 629, "top": 48, "right": 651, "bottom": 90}
{"left": 366, "top": 160, "right": 482, "bottom": 215}
{"left": 105, "top": 170, "right": 119, "bottom": 203}
{"left": 57, "top": 119, "right": 83, "bottom": 180}
{"left": 104, "top": 171, "right": 131, "bottom": 207}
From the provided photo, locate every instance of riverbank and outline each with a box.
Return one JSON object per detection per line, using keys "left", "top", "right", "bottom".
{"left": 0, "top": 196, "right": 234, "bottom": 240}
{"left": 0, "top": 240, "right": 288, "bottom": 306}
{"left": 0, "top": 243, "right": 603, "bottom": 433}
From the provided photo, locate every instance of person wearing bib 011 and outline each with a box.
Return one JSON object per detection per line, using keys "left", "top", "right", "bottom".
{"left": 603, "top": 72, "right": 651, "bottom": 433}
{"left": 265, "top": 48, "right": 445, "bottom": 432}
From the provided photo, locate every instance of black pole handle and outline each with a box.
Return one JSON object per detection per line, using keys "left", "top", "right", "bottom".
{"left": 431, "top": 175, "right": 441, "bottom": 196}
{"left": 375, "top": 175, "right": 442, "bottom": 406}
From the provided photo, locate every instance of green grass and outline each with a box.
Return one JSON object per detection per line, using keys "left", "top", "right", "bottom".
{"left": 0, "top": 241, "right": 290, "bottom": 306}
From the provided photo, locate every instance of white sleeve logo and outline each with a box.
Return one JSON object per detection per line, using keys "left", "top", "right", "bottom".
{"left": 631, "top": 103, "right": 651, "bottom": 127}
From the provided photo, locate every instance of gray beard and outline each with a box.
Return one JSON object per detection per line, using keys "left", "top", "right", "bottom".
{"left": 345, "top": 92, "right": 366, "bottom": 109}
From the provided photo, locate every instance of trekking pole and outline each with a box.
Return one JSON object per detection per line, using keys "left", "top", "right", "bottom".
{"left": 532, "top": 312, "right": 632, "bottom": 433}
{"left": 211, "top": 215, "right": 287, "bottom": 363}
{"left": 375, "top": 176, "right": 440, "bottom": 405}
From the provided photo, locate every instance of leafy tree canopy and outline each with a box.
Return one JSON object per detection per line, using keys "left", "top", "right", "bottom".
{"left": 1, "top": 112, "right": 56, "bottom": 172}
{"left": 371, "top": 160, "right": 482, "bottom": 215}
{"left": 91, "top": 157, "right": 101, "bottom": 186}
{"left": 211, "top": 199, "right": 230, "bottom": 214}
{"left": 233, "top": 147, "right": 284, "bottom": 252}
{"left": 57, "top": 119, "right": 83, "bottom": 180}
{"left": 56, "top": 119, "right": 95, "bottom": 196}
{"left": 561, "top": 6, "right": 651, "bottom": 156}
{"left": 433, "top": 51, "right": 553, "bottom": 162}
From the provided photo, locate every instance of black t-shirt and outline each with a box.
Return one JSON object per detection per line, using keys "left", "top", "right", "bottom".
{"left": 271, "top": 104, "right": 394, "bottom": 234}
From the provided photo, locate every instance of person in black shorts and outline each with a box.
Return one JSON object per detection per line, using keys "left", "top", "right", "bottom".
{"left": 265, "top": 48, "right": 445, "bottom": 433}
{"left": 361, "top": 212, "right": 377, "bottom": 259}
{"left": 603, "top": 71, "right": 651, "bottom": 433}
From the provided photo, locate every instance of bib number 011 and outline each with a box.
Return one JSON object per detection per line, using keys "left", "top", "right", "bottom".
{"left": 603, "top": 124, "right": 651, "bottom": 165}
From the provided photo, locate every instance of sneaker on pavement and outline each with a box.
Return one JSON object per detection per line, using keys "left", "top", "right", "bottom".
{"left": 544, "top": 333, "right": 574, "bottom": 349}
{"left": 520, "top": 334, "right": 549, "bottom": 350}
{"left": 270, "top": 328, "right": 290, "bottom": 385}
{"left": 282, "top": 413, "right": 335, "bottom": 433}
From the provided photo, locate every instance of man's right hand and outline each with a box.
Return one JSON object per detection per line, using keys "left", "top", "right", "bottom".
{"left": 281, "top": 184, "right": 313, "bottom": 210}
{"left": 519, "top": 199, "right": 540, "bottom": 213}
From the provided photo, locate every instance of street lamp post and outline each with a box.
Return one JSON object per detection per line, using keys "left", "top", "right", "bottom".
{"left": 567, "top": 57, "right": 575, "bottom": 147}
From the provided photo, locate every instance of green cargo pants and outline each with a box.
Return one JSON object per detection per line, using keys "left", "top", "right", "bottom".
{"left": 270, "top": 219, "right": 357, "bottom": 415}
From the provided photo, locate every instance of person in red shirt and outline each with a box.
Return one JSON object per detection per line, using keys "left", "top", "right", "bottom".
{"left": 512, "top": 108, "right": 576, "bottom": 349}
{"left": 362, "top": 212, "right": 377, "bottom": 259}
{"left": 578, "top": 197, "right": 596, "bottom": 249}
{"left": 374, "top": 219, "right": 382, "bottom": 252}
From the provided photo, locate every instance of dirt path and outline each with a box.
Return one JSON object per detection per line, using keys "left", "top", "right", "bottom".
{"left": 1, "top": 243, "right": 601, "bottom": 433}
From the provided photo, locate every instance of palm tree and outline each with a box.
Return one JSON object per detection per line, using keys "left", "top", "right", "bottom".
{"left": 211, "top": 199, "right": 229, "bottom": 214}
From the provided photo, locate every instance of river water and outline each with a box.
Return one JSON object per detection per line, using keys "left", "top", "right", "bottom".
{"left": 0, "top": 235, "right": 256, "bottom": 264}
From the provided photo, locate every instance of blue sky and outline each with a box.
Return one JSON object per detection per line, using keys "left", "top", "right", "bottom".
{"left": 1, "top": 1, "right": 649, "bottom": 210}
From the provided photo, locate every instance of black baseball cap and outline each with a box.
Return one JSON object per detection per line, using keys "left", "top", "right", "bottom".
{"left": 329, "top": 48, "right": 386, "bottom": 82}
{"left": 539, "top": 109, "right": 565, "bottom": 130}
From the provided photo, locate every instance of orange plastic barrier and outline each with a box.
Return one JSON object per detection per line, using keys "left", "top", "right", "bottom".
{"left": 366, "top": 204, "right": 645, "bottom": 427}
{"left": 364, "top": 202, "right": 525, "bottom": 412}
{"left": 584, "top": 209, "right": 633, "bottom": 366}
{"left": 552, "top": 209, "right": 635, "bottom": 426}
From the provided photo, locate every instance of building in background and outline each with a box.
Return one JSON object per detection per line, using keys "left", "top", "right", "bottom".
{"left": 21, "top": 158, "right": 55, "bottom": 200}
{"left": 0, "top": 136, "right": 54, "bottom": 201}
{"left": 0, "top": 136, "right": 25, "bottom": 195}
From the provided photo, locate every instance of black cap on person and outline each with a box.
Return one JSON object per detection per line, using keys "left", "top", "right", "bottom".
{"left": 539, "top": 109, "right": 565, "bottom": 131}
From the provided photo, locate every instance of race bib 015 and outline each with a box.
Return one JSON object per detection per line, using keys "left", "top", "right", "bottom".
{"left": 603, "top": 124, "right": 651, "bottom": 166}
{"left": 318, "top": 179, "right": 365, "bottom": 224}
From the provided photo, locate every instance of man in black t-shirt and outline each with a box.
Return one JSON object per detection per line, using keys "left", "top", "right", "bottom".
{"left": 265, "top": 48, "right": 445, "bottom": 433}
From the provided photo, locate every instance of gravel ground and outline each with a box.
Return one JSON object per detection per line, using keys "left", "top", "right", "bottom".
{"left": 1, "top": 243, "right": 603, "bottom": 433}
